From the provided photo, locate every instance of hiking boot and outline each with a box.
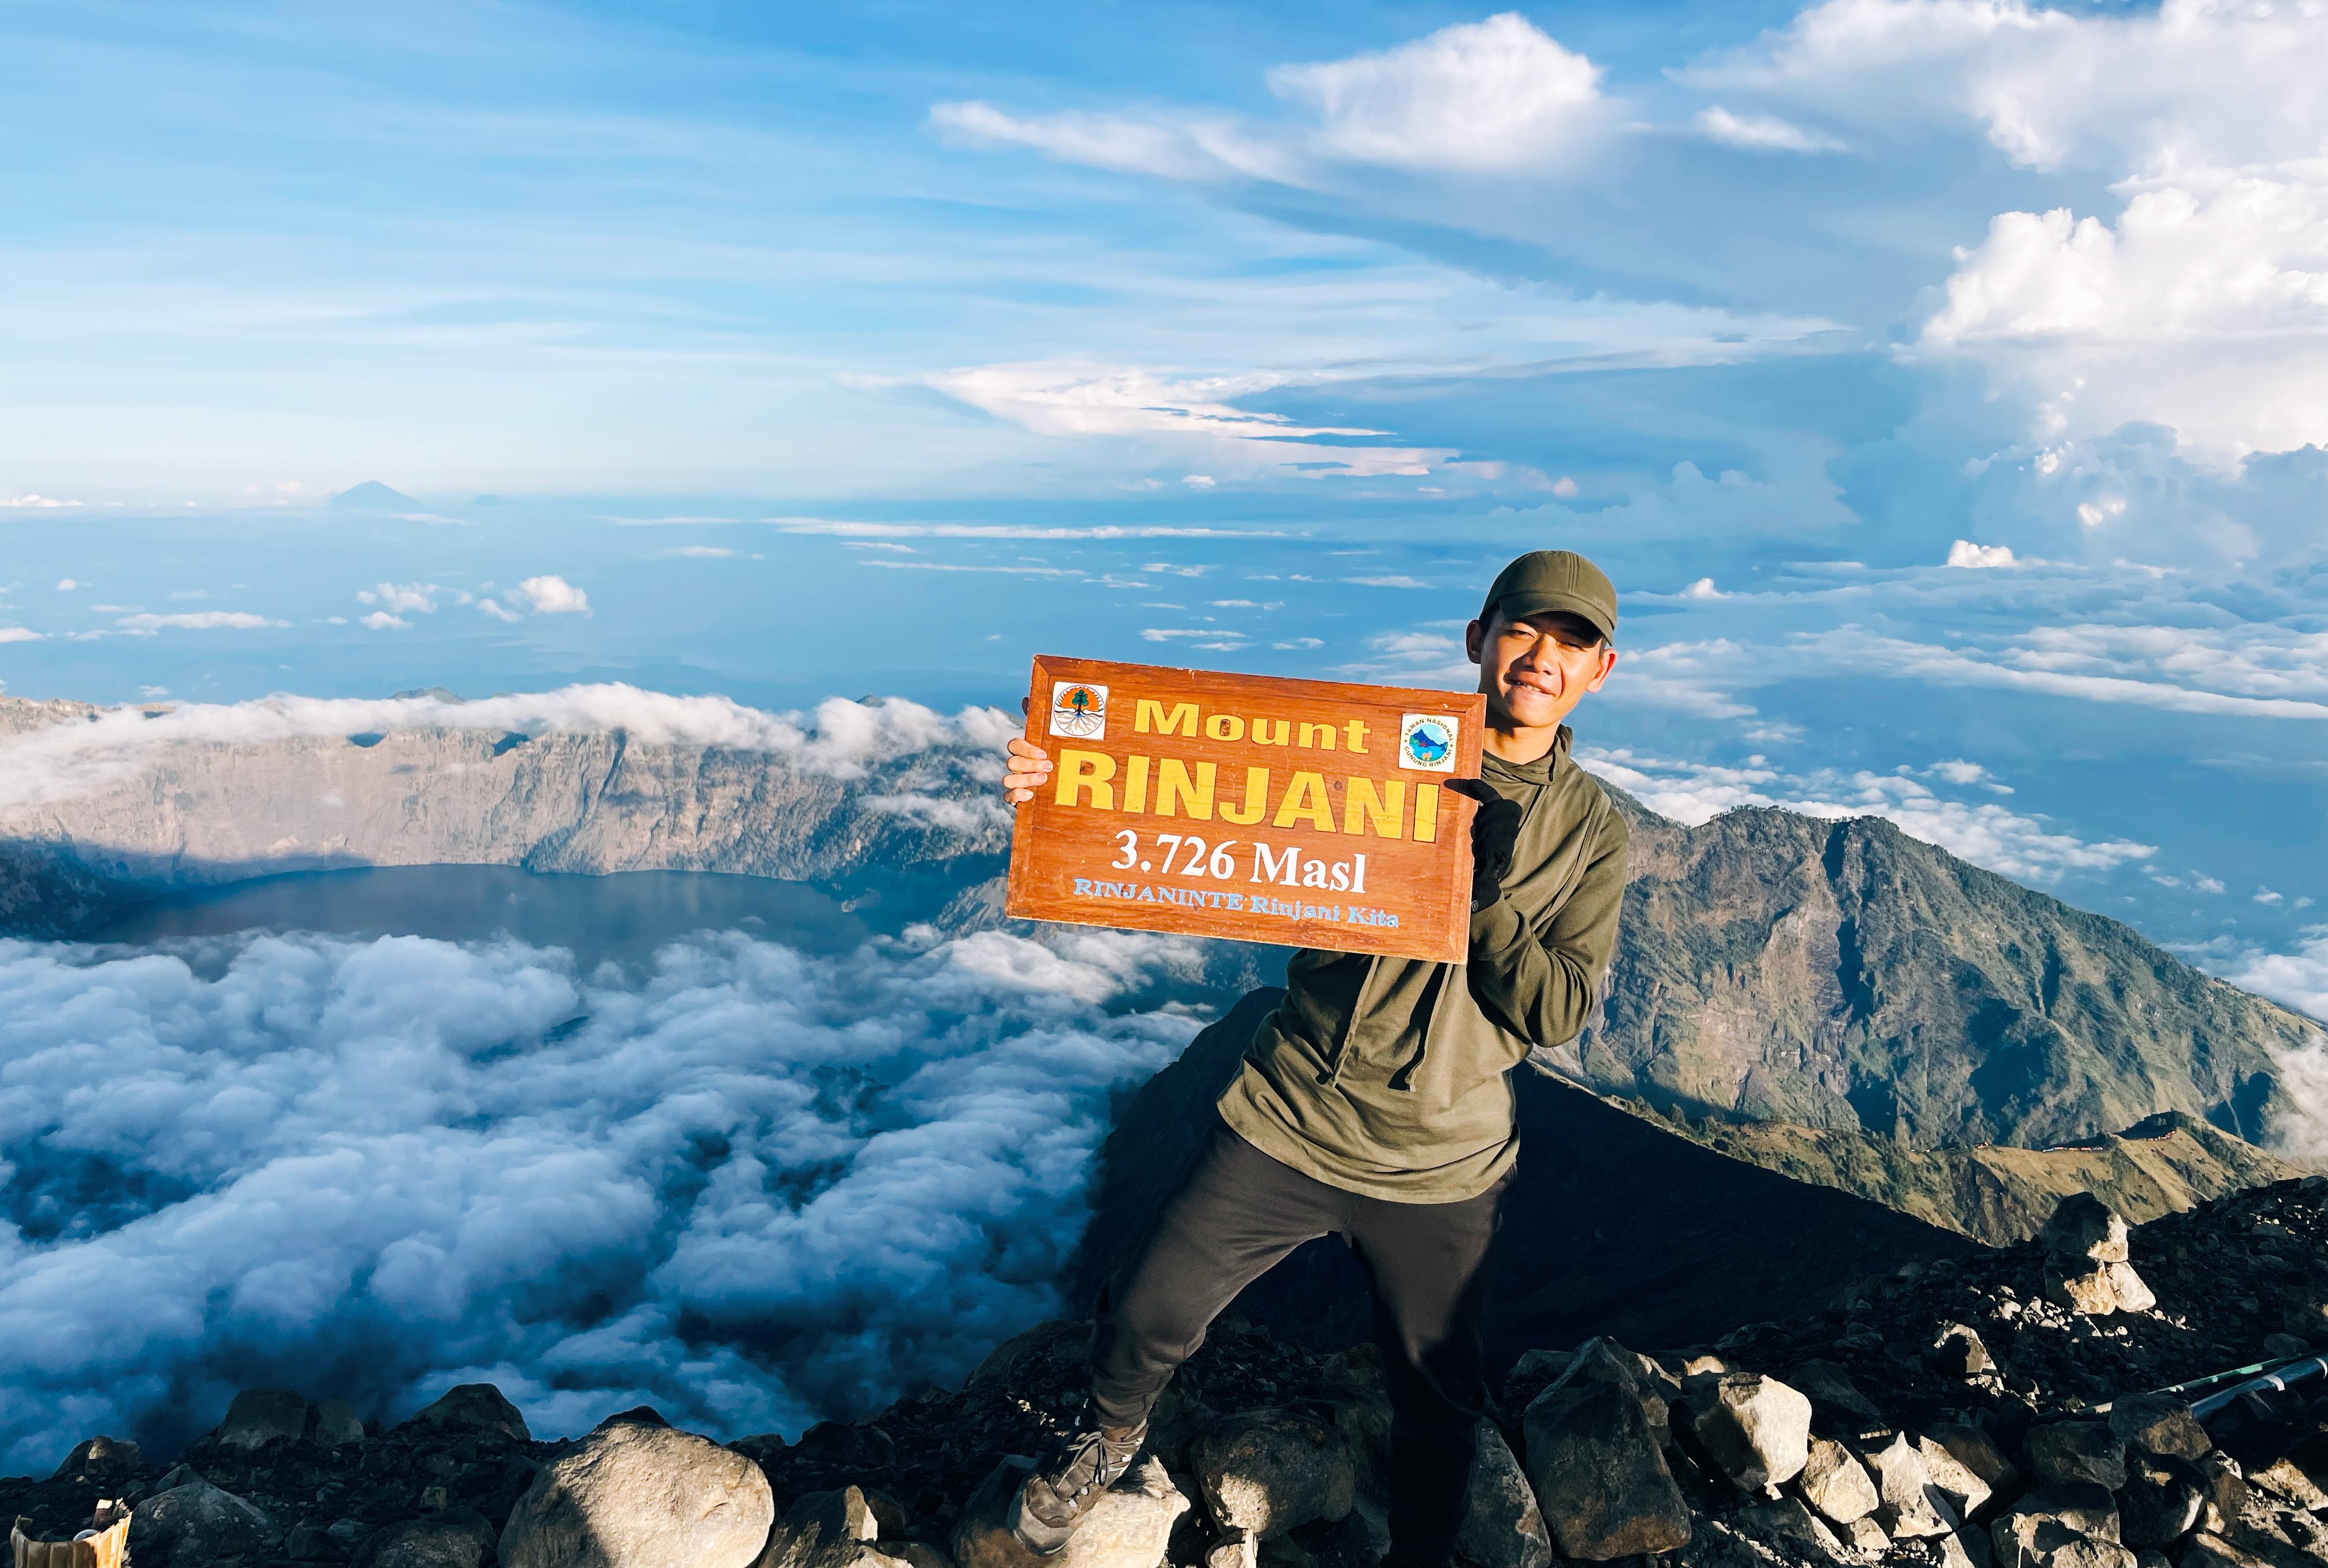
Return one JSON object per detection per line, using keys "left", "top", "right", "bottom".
{"left": 1007, "top": 1410, "right": 1148, "bottom": 1555}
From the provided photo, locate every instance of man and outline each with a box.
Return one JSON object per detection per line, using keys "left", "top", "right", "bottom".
{"left": 997, "top": 550, "right": 1628, "bottom": 1567}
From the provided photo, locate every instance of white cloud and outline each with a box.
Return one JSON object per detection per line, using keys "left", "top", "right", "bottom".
{"left": 53, "top": 579, "right": 77, "bottom": 592}
{"left": 773, "top": 517, "right": 1282, "bottom": 541}
{"left": 663, "top": 546, "right": 736, "bottom": 558}
{"left": 0, "top": 494, "right": 79, "bottom": 509}
{"left": 1946, "top": 540, "right": 2017, "bottom": 569}
{"left": 360, "top": 611, "right": 412, "bottom": 630}
{"left": 1141, "top": 562, "right": 1211, "bottom": 578}
{"left": 114, "top": 611, "right": 284, "bottom": 636}
{"left": 2195, "top": 875, "right": 2227, "bottom": 895}
{"left": 2259, "top": 888, "right": 2286, "bottom": 906}
{"left": 357, "top": 582, "right": 439, "bottom": 614}
{"left": 1345, "top": 574, "right": 1430, "bottom": 589}
{"left": 0, "top": 629, "right": 42, "bottom": 644}
{"left": 0, "top": 924, "right": 1207, "bottom": 1470}
{"left": 1801, "top": 627, "right": 2328, "bottom": 721}
{"left": 476, "top": 599, "right": 523, "bottom": 623}
{"left": 1266, "top": 13, "right": 1602, "bottom": 173}
{"left": 934, "top": 13, "right": 1600, "bottom": 184}
{"left": 511, "top": 576, "right": 590, "bottom": 616}
{"left": 1182, "top": 475, "right": 1215, "bottom": 488}
{"left": 2214, "top": 927, "right": 2328, "bottom": 1023}
{"left": 1681, "top": 577, "right": 1722, "bottom": 599}
{"left": 1695, "top": 106, "right": 1843, "bottom": 154}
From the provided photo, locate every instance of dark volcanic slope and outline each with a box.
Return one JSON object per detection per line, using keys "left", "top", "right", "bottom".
{"left": 1080, "top": 988, "right": 1981, "bottom": 1366}
{"left": 1581, "top": 796, "right": 2319, "bottom": 1149}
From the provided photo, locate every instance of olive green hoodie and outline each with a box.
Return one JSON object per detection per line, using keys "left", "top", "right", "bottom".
{"left": 1215, "top": 726, "right": 1628, "bottom": 1201}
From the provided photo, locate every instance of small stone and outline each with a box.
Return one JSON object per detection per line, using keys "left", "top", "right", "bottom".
{"left": 1452, "top": 1422, "right": 1550, "bottom": 1568}
{"left": 1190, "top": 1408, "right": 1356, "bottom": 1540}
{"left": 1680, "top": 1372, "right": 1813, "bottom": 1490}
{"left": 1520, "top": 1379, "right": 1692, "bottom": 1560}
{"left": 2117, "top": 1455, "right": 2204, "bottom": 1550}
{"left": 953, "top": 1455, "right": 1189, "bottom": 1568}
{"left": 1848, "top": 1517, "right": 1890, "bottom": 1552}
{"left": 214, "top": 1387, "right": 311, "bottom": 1451}
{"left": 1928, "top": 1422, "right": 2023, "bottom": 1494}
{"left": 1931, "top": 1325, "right": 1993, "bottom": 1377}
{"left": 402, "top": 1384, "right": 532, "bottom": 1442}
{"left": 499, "top": 1420, "right": 773, "bottom": 1568}
{"left": 125, "top": 1479, "right": 279, "bottom": 1568}
{"left": 2106, "top": 1395, "right": 2210, "bottom": 1462}
{"left": 1796, "top": 1436, "right": 1879, "bottom": 1526}
{"left": 1861, "top": 1433, "right": 1960, "bottom": 1540}
{"left": 2042, "top": 1194, "right": 2131, "bottom": 1264}
{"left": 1739, "top": 1497, "right": 1846, "bottom": 1564}
{"left": 1205, "top": 1531, "right": 1255, "bottom": 1568}
{"left": 2028, "top": 1424, "right": 2128, "bottom": 1491}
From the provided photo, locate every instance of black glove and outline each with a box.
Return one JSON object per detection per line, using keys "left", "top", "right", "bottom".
{"left": 1447, "top": 778, "right": 1521, "bottom": 913}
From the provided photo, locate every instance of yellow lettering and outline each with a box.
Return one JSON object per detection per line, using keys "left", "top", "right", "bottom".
{"left": 1273, "top": 771, "right": 1337, "bottom": 832}
{"left": 1135, "top": 700, "right": 1197, "bottom": 737}
{"left": 1297, "top": 722, "right": 1338, "bottom": 751}
{"left": 1251, "top": 719, "right": 1290, "bottom": 746}
{"left": 1414, "top": 782, "right": 1441, "bottom": 842}
{"left": 1124, "top": 754, "right": 1151, "bottom": 814}
{"left": 1055, "top": 749, "right": 1117, "bottom": 811}
{"left": 1156, "top": 759, "right": 1216, "bottom": 820}
{"left": 1342, "top": 778, "right": 1406, "bottom": 839}
{"left": 1345, "top": 719, "right": 1371, "bottom": 753}
{"left": 1218, "top": 767, "right": 1269, "bottom": 826}
{"left": 1204, "top": 713, "right": 1244, "bottom": 742}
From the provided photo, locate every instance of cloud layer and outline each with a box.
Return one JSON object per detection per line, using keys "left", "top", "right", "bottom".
{"left": 0, "top": 924, "right": 1208, "bottom": 1473}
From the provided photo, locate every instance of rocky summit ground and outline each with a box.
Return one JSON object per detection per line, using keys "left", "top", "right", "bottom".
{"left": 14, "top": 1177, "right": 2328, "bottom": 1568}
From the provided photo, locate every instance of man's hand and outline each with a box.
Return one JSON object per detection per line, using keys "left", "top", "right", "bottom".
{"left": 1447, "top": 778, "right": 1521, "bottom": 912}
{"left": 1003, "top": 698, "right": 1053, "bottom": 804}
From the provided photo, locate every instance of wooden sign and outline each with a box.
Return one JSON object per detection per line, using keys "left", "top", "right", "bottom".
{"left": 1004, "top": 656, "right": 1486, "bottom": 962}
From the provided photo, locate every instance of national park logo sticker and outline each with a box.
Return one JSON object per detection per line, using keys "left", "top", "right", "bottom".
{"left": 1398, "top": 712, "right": 1457, "bottom": 771}
{"left": 1049, "top": 681, "right": 1109, "bottom": 739}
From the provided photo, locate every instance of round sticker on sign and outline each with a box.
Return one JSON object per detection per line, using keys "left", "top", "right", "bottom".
{"left": 1398, "top": 713, "right": 1457, "bottom": 772}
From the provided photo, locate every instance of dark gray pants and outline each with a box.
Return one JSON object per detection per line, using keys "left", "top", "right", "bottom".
{"left": 1090, "top": 1122, "right": 1508, "bottom": 1562}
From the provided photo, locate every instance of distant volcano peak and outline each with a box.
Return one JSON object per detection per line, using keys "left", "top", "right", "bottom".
{"left": 328, "top": 480, "right": 421, "bottom": 511}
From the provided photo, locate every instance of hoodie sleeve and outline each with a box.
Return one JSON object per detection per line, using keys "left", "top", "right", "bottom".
{"left": 1462, "top": 801, "right": 1628, "bottom": 1054}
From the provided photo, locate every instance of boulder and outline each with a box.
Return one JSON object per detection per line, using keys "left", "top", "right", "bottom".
{"left": 2106, "top": 1395, "right": 2210, "bottom": 1463}
{"left": 314, "top": 1398, "right": 367, "bottom": 1446}
{"left": 2042, "top": 1195, "right": 2131, "bottom": 1264}
{"left": 953, "top": 1455, "right": 1188, "bottom": 1568}
{"left": 1680, "top": 1372, "right": 1812, "bottom": 1489}
{"left": 2261, "top": 1332, "right": 2311, "bottom": 1362}
{"left": 2028, "top": 1424, "right": 2128, "bottom": 1491}
{"left": 50, "top": 1434, "right": 144, "bottom": 1484}
{"left": 1520, "top": 1380, "right": 1691, "bottom": 1560}
{"left": 1796, "top": 1436, "right": 1879, "bottom": 1526}
{"left": 404, "top": 1383, "right": 532, "bottom": 1442}
{"left": 1738, "top": 1497, "right": 1848, "bottom": 1563}
{"left": 1928, "top": 1422, "right": 2023, "bottom": 1495}
{"left": 1784, "top": 1359, "right": 1888, "bottom": 1437}
{"left": 2193, "top": 1453, "right": 2249, "bottom": 1535}
{"left": 498, "top": 1420, "right": 773, "bottom": 1568}
{"left": 2119, "top": 1457, "right": 2206, "bottom": 1550}
{"left": 1453, "top": 1423, "right": 1550, "bottom": 1568}
{"left": 214, "top": 1387, "right": 310, "bottom": 1451}
{"left": 1847, "top": 1517, "right": 1891, "bottom": 1553}
{"left": 1948, "top": 1527, "right": 1993, "bottom": 1568}
{"left": 1861, "top": 1433, "right": 1960, "bottom": 1539}
{"left": 2045, "top": 1261, "right": 2158, "bottom": 1317}
{"left": 1993, "top": 1485, "right": 2118, "bottom": 1547}
{"left": 1991, "top": 1517, "right": 2136, "bottom": 1568}
{"left": 1543, "top": 1336, "right": 1676, "bottom": 1447}
{"left": 126, "top": 1479, "right": 279, "bottom": 1567}
{"left": 355, "top": 1507, "right": 498, "bottom": 1568}
{"left": 1190, "top": 1408, "right": 1356, "bottom": 1539}
{"left": 2179, "top": 1534, "right": 2271, "bottom": 1568}
{"left": 1931, "top": 1325, "right": 1993, "bottom": 1377}
{"left": 1918, "top": 1435, "right": 1995, "bottom": 1520}
{"left": 2249, "top": 1452, "right": 2328, "bottom": 1511}
{"left": 965, "top": 1320, "right": 1090, "bottom": 1397}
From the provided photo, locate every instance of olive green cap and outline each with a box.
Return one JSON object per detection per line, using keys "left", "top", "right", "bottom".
{"left": 1480, "top": 550, "right": 1618, "bottom": 643}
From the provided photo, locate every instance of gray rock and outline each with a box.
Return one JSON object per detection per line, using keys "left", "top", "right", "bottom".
{"left": 2105, "top": 1392, "right": 2207, "bottom": 1465}
{"left": 952, "top": 1455, "right": 1188, "bottom": 1568}
{"left": 1784, "top": 1359, "right": 1887, "bottom": 1437}
{"left": 357, "top": 1507, "right": 497, "bottom": 1568}
{"left": 2046, "top": 1261, "right": 2156, "bottom": 1317}
{"left": 1795, "top": 1436, "right": 1879, "bottom": 1526}
{"left": 405, "top": 1383, "right": 532, "bottom": 1442}
{"left": 2118, "top": 1456, "right": 2205, "bottom": 1550}
{"left": 126, "top": 1480, "right": 279, "bottom": 1567}
{"left": 1918, "top": 1435, "right": 1995, "bottom": 1520}
{"left": 1520, "top": 1380, "right": 1691, "bottom": 1560}
{"left": 50, "top": 1434, "right": 144, "bottom": 1483}
{"left": 1508, "top": 1349, "right": 1572, "bottom": 1383}
{"left": 760, "top": 1485, "right": 923, "bottom": 1568}
{"left": 498, "top": 1420, "right": 773, "bottom": 1568}
{"left": 1931, "top": 1325, "right": 1993, "bottom": 1376}
{"left": 1993, "top": 1484, "right": 2120, "bottom": 1548}
{"left": 1861, "top": 1432, "right": 1960, "bottom": 1539}
{"left": 2042, "top": 1195, "right": 2131, "bottom": 1264}
{"left": 314, "top": 1398, "right": 368, "bottom": 1446}
{"left": 153, "top": 1462, "right": 202, "bottom": 1491}
{"left": 1453, "top": 1422, "right": 1549, "bottom": 1568}
{"left": 2261, "top": 1332, "right": 2311, "bottom": 1361}
{"left": 1191, "top": 1408, "right": 1356, "bottom": 1539}
{"left": 1991, "top": 1517, "right": 2135, "bottom": 1568}
{"left": 215, "top": 1387, "right": 310, "bottom": 1451}
{"left": 1738, "top": 1497, "right": 1848, "bottom": 1564}
{"left": 1544, "top": 1336, "right": 1678, "bottom": 1448}
{"left": 965, "top": 1320, "right": 1090, "bottom": 1396}
{"left": 1680, "top": 1372, "right": 1812, "bottom": 1489}
{"left": 1929, "top": 1421, "right": 2023, "bottom": 1495}
{"left": 2028, "top": 1424, "right": 2128, "bottom": 1491}
{"left": 1847, "top": 1517, "right": 1891, "bottom": 1553}
{"left": 1951, "top": 1525, "right": 1995, "bottom": 1568}
{"left": 2180, "top": 1534, "right": 2271, "bottom": 1568}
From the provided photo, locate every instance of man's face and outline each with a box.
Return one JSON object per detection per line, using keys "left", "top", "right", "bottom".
{"left": 1465, "top": 607, "right": 1618, "bottom": 731}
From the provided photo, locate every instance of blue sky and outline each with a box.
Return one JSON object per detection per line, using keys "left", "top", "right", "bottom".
{"left": 3, "top": 0, "right": 2326, "bottom": 1005}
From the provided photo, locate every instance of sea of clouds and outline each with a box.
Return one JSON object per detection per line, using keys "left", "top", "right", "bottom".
{"left": 0, "top": 921, "right": 1214, "bottom": 1474}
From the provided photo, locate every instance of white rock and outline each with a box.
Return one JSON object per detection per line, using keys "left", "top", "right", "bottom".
{"left": 499, "top": 1421, "right": 773, "bottom": 1568}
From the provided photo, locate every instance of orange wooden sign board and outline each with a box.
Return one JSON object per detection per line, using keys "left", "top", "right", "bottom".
{"left": 1004, "top": 656, "right": 1486, "bottom": 962}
